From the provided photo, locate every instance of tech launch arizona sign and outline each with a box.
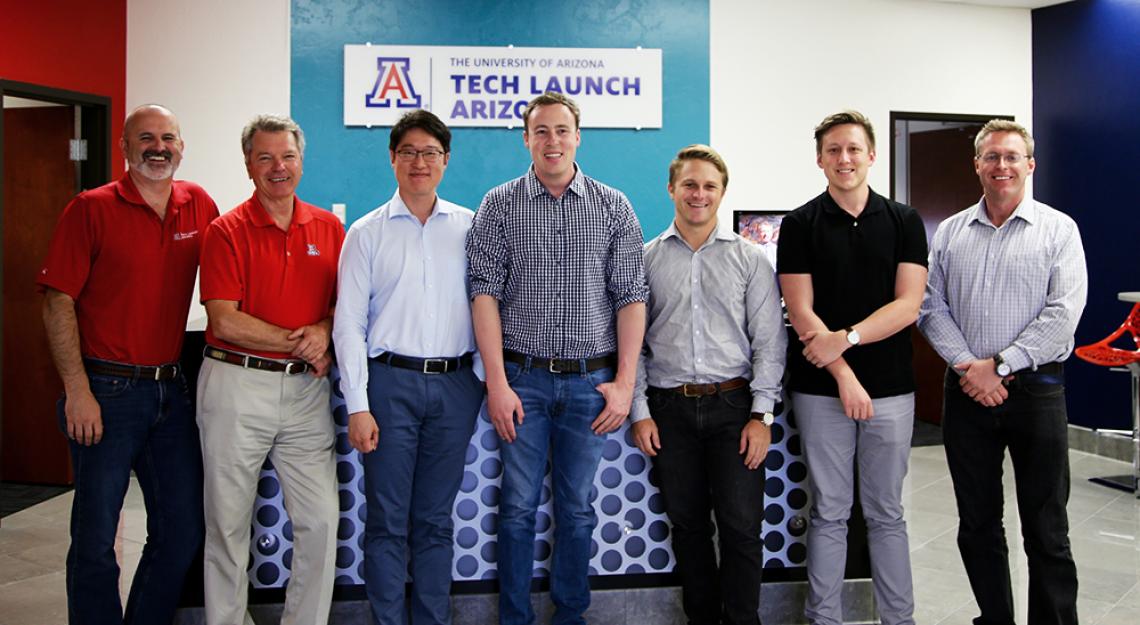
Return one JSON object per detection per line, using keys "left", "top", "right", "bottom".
{"left": 344, "top": 44, "right": 662, "bottom": 128}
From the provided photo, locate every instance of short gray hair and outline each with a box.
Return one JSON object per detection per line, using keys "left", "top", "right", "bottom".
{"left": 241, "top": 114, "right": 305, "bottom": 158}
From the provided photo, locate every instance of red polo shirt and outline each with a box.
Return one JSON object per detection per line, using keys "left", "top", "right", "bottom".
{"left": 37, "top": 173, "right": 219, "bottom": 365}
{"left": 200, "top": 193, "right": 343, "bottom": 360}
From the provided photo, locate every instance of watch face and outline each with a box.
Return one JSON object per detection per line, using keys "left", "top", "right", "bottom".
{"left": 846, "top": 329, "right": 860, "bottom": 346}
{"left": 997, "top": 363, "right": 1012, "bottom": 376}
{"left": 763, "top": 413, "right": 775, "bottom": 426}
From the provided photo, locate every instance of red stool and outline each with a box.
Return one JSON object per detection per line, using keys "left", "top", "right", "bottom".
{"left": 1076, "top": 298, "right": 1140, "bottom": 496}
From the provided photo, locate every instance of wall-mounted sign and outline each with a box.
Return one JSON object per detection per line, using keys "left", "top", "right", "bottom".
{"left": 344, "top": 44, "right": 662, "bottom": 128}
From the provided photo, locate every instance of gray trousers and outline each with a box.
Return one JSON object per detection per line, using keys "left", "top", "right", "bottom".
{"left": 793, "top": 392, "right": 916, "bottom": 625}
{"left": 197, "top": 358, "right": 338, "bottom": 625}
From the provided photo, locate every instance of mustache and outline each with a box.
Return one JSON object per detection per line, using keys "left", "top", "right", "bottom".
{"left": 142, "top": 149, "right": 173, "bottom": 162}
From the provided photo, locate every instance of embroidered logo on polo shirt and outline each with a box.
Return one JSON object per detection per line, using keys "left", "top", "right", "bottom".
{"left": 307, "top": 244, "right": 321, "bottom": 256}
{"left": 173, "top": 230, "right": 198, "bottom": 241}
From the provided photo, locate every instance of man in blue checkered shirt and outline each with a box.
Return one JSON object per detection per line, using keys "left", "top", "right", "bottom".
{"left": 465, "top": 92, "right": 649, "bottom": 625}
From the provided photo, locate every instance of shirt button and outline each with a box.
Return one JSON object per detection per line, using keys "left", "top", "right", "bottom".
{"left": 286, "top": 251, "right": 291, "bottom": 256}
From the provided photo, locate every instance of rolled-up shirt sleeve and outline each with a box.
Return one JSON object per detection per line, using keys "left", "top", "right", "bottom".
{"left": 466, "top": 194, "right": 508, "bottom": 301}
{"left": 607, "top": 196, "right": 650, "bottom": 310}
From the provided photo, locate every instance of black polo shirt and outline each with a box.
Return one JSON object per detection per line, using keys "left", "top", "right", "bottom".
{"left": 777, "top": 188, "right": 928, "bottom": 398}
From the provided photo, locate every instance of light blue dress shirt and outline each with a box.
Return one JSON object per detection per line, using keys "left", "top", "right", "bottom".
{"left": 333, "top": 190, "right": 482, "bottom": 415}
{"left": 918, "top": 195, "right": 1087, "bottom": 372}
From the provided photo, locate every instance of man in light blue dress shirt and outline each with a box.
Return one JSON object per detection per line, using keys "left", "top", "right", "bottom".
{"left": 918, "top": 119, "right": 1086, "bottom": 625}
{"left": 333, "top": 110, "right": 485, "bottom": 625}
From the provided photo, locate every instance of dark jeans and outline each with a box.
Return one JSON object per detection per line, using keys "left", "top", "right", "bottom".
{"left": 59, "top": 361, "right": 204, "bottom": 625}
{"left": 362, "top": 359, "right": 484, "bottom": 625}
{"left": 942, "top": 369, "right": 1078, "bottom": 625}
{"left": 647, "top": 385, "right": 765, "bottom": 625}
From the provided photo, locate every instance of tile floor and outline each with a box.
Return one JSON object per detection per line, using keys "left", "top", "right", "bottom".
{"left": 1, "top": 447, "right": 1136, "bottom": 624}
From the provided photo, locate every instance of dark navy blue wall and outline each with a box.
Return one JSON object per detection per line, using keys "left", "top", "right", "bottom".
{"left": 1033, "top": 0, "right": 1140, "bottom": 429}
{"left": 290, "top": 0, "right": 710, "bottom": 242}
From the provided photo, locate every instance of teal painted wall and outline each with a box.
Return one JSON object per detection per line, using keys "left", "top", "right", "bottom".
{"left": 291, "top": 0, "right": 710, "bottom": 240}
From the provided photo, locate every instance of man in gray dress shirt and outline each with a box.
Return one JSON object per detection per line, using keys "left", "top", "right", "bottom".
{"left": 918, "top": 119, "right": 1086, "bottom": 625}
{"left": 632, "top": 145, "right": 786, "bottom": 625}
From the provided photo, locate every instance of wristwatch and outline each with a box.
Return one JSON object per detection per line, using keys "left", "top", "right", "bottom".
{"left": 751, "top": 412, "right": 775, "bottom": 426}
{"left": 993, "top": 353, "right": 1012, "bottom": 377}
{"left": 845, "top": 326, "right": 861, "bottom": 347}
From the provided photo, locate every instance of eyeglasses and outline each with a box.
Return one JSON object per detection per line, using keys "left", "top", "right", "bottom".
{"left": 395, "top": 148, "right": 446, "bottom": 163}
{"left": 978, "top": 152, "right": 1031, "bottom": 165}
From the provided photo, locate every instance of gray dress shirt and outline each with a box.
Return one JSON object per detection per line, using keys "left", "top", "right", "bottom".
{"left": 632, "top": 222, "right": 787, "bottom": 422}
{"left": 918, "top": 196, "right": 1087, "bottom": 372}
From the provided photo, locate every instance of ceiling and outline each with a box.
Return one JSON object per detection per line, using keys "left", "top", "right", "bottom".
{"left": 924, "top": 0, "right": 1074, "bottom": 8}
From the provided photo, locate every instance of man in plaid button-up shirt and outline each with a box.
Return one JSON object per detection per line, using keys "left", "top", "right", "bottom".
{"left": 466, "top": 92, "right": 648, "bottom": 625}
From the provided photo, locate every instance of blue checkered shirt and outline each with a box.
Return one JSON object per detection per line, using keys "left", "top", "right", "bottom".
{"left": 918, "top": 196, "right": 1087, "bottom": 372}
{"left": 466, "top": 166, "right": 649, "bottom": 359}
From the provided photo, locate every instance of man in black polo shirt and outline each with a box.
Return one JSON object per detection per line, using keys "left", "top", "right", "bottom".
{"left": 777, "top": 111, "right": 927, "bottom": 625}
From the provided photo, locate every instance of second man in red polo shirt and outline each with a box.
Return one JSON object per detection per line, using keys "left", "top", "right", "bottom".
{"left": 198, "top": 114, "right": 344, "bottom": 625}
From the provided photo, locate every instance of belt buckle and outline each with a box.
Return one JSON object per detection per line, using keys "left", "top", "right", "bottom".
{"left": 284, "top": 361, "right": 305, "bottom": 375}
{"left": 682, "top": 384, "right": 702, "bottom": 398}
{"left": 548, "top": 359, "right": 563, "bottom": 374}
{"left": 423, "top": 358, "right": 446, "bottom": 374}
{"left": 154, "top": 365, "right": 173, "bottom": 381}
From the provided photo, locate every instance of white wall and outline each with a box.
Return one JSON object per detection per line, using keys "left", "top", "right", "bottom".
{"left": 125, "top": 0, "right": 1034, "bottom": 325}
{"left": 710, "top": 0, "right": 1033, "bottom": 215}
{"left": 127, "top": 0, "right": 291, "bottom": 213}
{"left": 127, "top": 0, "right": 290, "bottom": 327}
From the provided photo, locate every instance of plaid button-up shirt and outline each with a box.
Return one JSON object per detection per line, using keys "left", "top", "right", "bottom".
{"left": 466, "top": 166, "right": 649, "bottom": 359}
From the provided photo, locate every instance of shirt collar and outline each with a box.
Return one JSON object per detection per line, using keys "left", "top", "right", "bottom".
{"left": 386, "top": 189, "right": 455, "bottom": 220}
{"left": 246, "top": 193, "right": 312, "bottom": 228}
{"left": 114, "top": 172, "right": 189, "bottom": 216}
{"left": 820, "top": 187, "right": 885, "bottom": 218}
{"left": 524, "top": 164, "right": 585, "bottom": 199}
{"left": 661, "top": 219, "right": 734, "bottom": 249}
{"left": 972, "top": 194, "right": 1037, "bottom": 227}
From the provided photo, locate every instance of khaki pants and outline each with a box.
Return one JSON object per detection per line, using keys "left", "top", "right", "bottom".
{"left": 197, "top": 357, "right": 337, "bottom": 625}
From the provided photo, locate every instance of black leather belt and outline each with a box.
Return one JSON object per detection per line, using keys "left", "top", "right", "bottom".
{"left": 657, "top": 377, "right": 749, "bottom": 397}
{"left": 373, "top": 351, "right": 473, "bottom": 374}
{"left": 503, "top": 350, "right": 616, "bottom": 374}
{"left": 1007, "top": 361, "right": 1064, "bottom": 387}
{"left": 85, "top": 360, "right": 180, "bottom": 381}
{"left": 204, "top": 346, "right": 310, "bottom": 375}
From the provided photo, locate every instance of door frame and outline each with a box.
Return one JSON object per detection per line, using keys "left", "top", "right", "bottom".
{"left": 0, "top": 80, "right": 111, "bottom": 481}
{"left": 889, "top": 110, "right": 1012, "bottom": 204}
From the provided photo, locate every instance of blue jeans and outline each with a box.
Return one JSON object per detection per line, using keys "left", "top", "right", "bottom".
{"left": 362, "top": 359, "right": 484, "bottom": 625}
{"left": 942, "top": 370, "right": 1078, "bottom": 625}
{"left": 497, "top": 359, "right": 611, "bottom": 625}
{"left": 59, "top": 361, "right": 205, "bottom": 625}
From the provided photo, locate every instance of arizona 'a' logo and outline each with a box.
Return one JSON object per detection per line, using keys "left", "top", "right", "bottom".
{"left": 366, "top": 57, "right": 421, "bottom": 109}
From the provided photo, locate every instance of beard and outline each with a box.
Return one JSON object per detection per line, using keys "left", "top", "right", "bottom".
{"left": 132, "top": 149, "right": 180, "bottom": 181}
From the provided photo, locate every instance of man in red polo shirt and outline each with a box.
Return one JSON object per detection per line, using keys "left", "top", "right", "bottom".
{"left": 197, "top": 114, "right": 343, "bottom": 625}
{"left": 39, "top": 103, "right": 218, "bottom": 625}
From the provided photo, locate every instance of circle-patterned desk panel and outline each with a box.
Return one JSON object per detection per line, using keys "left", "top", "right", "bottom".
{"left": 246, "top": 369, "right": 809, "bottom": 587}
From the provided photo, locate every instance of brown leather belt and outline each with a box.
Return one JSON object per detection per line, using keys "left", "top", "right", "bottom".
{"left": 503, "top": 350, "right": 616, "bottom": 374}
{"left": 204, "top": 346, "right": 311, "bottom": 375}
{"left": 85, "top": 360, "right": 180, "bottom": 381}
{"left": 662, "top": 377, "right": 749, "bottom": 397}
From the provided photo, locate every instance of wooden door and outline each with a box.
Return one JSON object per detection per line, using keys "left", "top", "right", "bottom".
{"left": 908, "top": 125, "right": 984, "bottom": 425}
{"left": 3, "top": 105, "right": 75, "bottom": 484}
